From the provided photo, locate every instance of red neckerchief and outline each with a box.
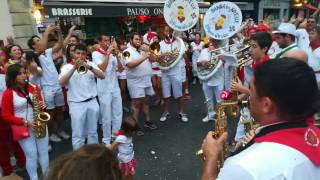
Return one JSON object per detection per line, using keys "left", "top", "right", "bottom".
{"left": 252, "top": 55, "right": 269, "bottom": 70}
{"left": 96, "top": 48, "right": 107, "bottom": 56}
{"left": 147, "top": 32, "right": 156, "bottom": 43}
{"left": 310, "top": 40, "right": 320, "bottom": 51}
{"left": 255, "top": 122, "right": 320, "bottom": 166}
{"left": 114, "top": 130, "right": 125, "bottom": 136}
{"left": 164, "top": 37, "right": 176, "bottom": 44}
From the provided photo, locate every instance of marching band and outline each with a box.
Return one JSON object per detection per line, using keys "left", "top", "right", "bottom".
{"left": 0, "top": 0, "right": 319, "bottom": 179}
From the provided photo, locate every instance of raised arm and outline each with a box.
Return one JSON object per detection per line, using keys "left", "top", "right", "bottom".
{"left": 63, "top": 25, "right": 76, "bottom": 48}
{"left": 52, "top": 28, "right": 63, "bottom": 53}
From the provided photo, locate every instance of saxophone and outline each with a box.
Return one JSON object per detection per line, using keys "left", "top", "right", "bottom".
{"left": 196, "top": 101, "right": 239, "bottom": 168}
{"left": 28, "top": 82, "right": 51, "bottom": 138}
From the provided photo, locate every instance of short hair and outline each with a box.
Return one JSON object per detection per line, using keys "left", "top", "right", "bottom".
{"left": 194, "top": 32, "right": 201, "bottom": 38}
{"left": 27, "top": 35, "right": 40, "bottom": 50}
{"left": 149, "top": 24, "right": 157, "bottom": 32}
{"left": 97, "top": 33, "right": 109, "bottom": 42}
{"left": 130, "top": 32, "right": 141, "bottom": 41}
{"left": 74, "top": 43, "right": 87, "bottom": 52}
{"left": 250, "top": 31, "right": 272, "bottom": 54}
{"left": 66, "top": 44, "right": 76, "bottom": 63}
{"left": 253, "top": 58, "right": 320, "bottom": 120}
{"left": 44, "top": 144, "right": 122, "bottom": 180}
{"left": 70, "top": 35, "right": 80, "bottom": 43}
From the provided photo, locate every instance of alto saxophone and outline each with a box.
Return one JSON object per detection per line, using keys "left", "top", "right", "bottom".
{"left": 196, "top": 101, "right": 239, "bottom": 168}
{"left": 29, "top": 82, "right": 51, "bottom": 138}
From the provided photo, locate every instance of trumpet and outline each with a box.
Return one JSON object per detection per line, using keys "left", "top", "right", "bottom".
{"left": 76, "top": 60, "right": 88, "bottom": 74}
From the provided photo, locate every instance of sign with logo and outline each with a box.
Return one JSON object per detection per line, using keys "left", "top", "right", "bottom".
{"left": 163, "top": 0, "right": 199, "bottom": 31}
{"left": 203, "top": 1, "right": 242, "bottom": 40}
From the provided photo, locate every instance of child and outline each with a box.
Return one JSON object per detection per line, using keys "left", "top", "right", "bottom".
{"left": 111, "top": 117, "right": 139, "bottom": 180}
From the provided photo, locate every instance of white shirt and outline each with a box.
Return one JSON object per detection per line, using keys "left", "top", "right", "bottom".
{"left": 268, "top": 41, "right": 282, "bottom": 59}
{"left": 59, "top": 62, "right": 98, "bottom": 102}
{"left": 92, "top": 51, "right": 120, "bottom": 93}
{"left": 218, "top": 142, "right": 320, "bottom": 180}
{"left": 115, "top": 135, "right": 134, "bottom": 163}
{"left": 38, "top": 48, "right": 59, "bottom": 87}
{"left": 296, "top": 28, "right": 310, "bottom": 54}
{"left": 160, "top": 39, "right": 187, "bottom": 75}
{"left": 309, "top": 47, "right": 320, "bottom": 82}
{"left": 191, "top": 41, "right": 204, "bottom": 62}
{"left": 124, "top": 45, "right": 152, "bottom": 88}
{"left": 197, "top": 48, "right": 224, "bottom": 86}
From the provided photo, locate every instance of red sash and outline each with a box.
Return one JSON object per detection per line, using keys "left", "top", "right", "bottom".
{"left": 255, "top": 124, "right": 320, "bottom": 166}
{"left": 96, "top": 48, "right": 107, "bottom": 56}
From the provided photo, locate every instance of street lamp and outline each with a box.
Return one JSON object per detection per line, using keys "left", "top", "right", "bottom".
{"left": 34, "top": 9, "right": 42, "bottom": 24}
{"left": 292, "top": 0, "right": 309, "bottom": 8}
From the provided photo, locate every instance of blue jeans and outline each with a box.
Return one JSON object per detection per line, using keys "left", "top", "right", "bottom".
{"left": 18, "top": 128, "right": 49, "bottom": 180}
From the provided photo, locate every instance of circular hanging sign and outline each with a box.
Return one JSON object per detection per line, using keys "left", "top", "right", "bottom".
{"left": 163, "top": 0, "right": 199, "bottom": 31}
{"left": 203, "top": 1, "right": 242, "bottom": 40}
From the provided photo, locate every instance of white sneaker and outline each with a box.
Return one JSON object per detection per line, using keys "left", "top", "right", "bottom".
{"left": 48, "top": 144, "right": 52, "bottom": 152}
{"left": 202, "top": 116, "right": 216, "bottom": 122}
{"left": 160, "top": 112, "right": 170, "bottom": 122}
{"left": 50, "top": 134, "right": 62, "bottom": 142}
{"left": 58, "top": 131, "right": 70, "bottom": 140}
{"left": 179, "top": 113, "right": 189, "bottom": 122}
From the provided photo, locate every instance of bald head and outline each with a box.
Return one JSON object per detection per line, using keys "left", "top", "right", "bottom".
{"left": 283, "top": 49, "right": 308, "bottom": 63}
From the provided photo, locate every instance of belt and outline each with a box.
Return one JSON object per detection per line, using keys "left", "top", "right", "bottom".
{"left": 81, "top": 96, "right": 96, "bottom": 103}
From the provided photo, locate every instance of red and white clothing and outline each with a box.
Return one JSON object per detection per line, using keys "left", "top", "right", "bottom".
{"left": 190, "top": 41, "right": 204, "bottom": 75}
{"left": 1, "top": 84, "right": 49, "bottom": 180}
{"left": 143, "top": 32, "right": 157, "bottom": 45}
{"left": 92, "top": 49, "right": 122, "bottom": 145}
{"left": 159, "top": 38, "right": 186, "bottom": 99}
{"left": 220, "top": 121, "right": 320, "bottom": 180}
{"left": 59, "top": 61, "right": 100, "bottom": 149}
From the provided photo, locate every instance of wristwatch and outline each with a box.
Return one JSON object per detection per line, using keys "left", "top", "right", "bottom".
{"left": 88, "top": 65, "right": 93, "bottom": 71}
{"left": 23, "top": 120, "right": 28, "bottom": 127}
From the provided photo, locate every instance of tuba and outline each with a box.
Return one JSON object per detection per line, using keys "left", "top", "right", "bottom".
{"left": 26, "top": 81, "right": 51, "bottom": 138}
{"left": 157, "top": 37, "right": 185, "bottom": 70}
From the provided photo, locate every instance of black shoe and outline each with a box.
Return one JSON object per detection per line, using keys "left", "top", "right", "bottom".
{"left": 144, "top": 121, "right": 158, "bottom": 130}
{"left": 137, "top": 130, "right": 145, "bottom": 136}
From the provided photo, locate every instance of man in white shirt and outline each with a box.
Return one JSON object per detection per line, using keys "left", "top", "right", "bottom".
{"left": 201, "top": 58, "right": 320, "bottom": 180}
{"left": 159, "top": 25, "right": 188, "bottom": 123}
{"left": 273, "top": 23, "right": 299, "bottom": 59}
{"left": 27, "top": 26, "right": 69, "bottom": 143}
{"left": 125, "top": 32, "right": 158, "bottom": 135}
{"left": 92, "top": 33, "right": 124, "bottom": 145}
{"left": 59, "top": 44, "right": 105, "bottom": 150}
{"left": 197, "top": 39, "right": 224, "bottom": 122}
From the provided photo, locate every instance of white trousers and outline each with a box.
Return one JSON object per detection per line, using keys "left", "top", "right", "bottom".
{"left": 202, "top": 83, "right": 223, "bottom": 119}
{"left": 69, "top": 99, "right": 99, "bottom": 150}
{"left": 18, "top": 129, "right": 49, "bottom": 180}
{"left": 99, "top": 91, "right": 123, "bottom": 145}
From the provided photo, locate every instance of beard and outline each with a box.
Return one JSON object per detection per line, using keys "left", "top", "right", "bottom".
{"left": 132, "top": 42, "right": 141, "bottom": 49}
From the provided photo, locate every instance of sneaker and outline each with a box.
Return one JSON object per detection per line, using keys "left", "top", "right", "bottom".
{"left": 178, "top": 113, "right": 189, "bottom": 122}
{"left": 58, "top": 131, "right": 70, "bottom": 140}
{"left": 136, "top": 130, "right": 145, "bottom": 136}
{"left": 202, "top": 116, "right": 216, "bottom": 122}
{"left": 160, "top": 112, "right": 171, "bottom": 122}
{"left": 48, "top": 143, "right": 52, "bottom": 152}
{"left": 50, "top": 134, "right": 62, "bottom": 142}
{"left": 144, "top": 121, "right": 158, "bottom": 130}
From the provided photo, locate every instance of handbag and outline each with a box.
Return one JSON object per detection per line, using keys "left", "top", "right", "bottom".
{"left": 11, "top": 124, "right": 29, "bottom": 141}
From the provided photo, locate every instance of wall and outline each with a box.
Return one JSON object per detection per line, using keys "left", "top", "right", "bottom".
{"left": 0, "top": 0, "right": 14, "bottom": 44}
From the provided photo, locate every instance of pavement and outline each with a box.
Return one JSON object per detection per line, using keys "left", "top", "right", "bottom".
{"left": 16, "top": 83, "right": 239, "bottom": 180}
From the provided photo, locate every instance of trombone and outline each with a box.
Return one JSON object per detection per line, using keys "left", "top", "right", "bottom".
{"left": 122, "top": 41, "right": 161, "bottom": 61}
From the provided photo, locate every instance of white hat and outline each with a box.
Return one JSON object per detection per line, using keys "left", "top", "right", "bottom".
{"left": 272, "top": 23, "right": 296, "bottom": 36}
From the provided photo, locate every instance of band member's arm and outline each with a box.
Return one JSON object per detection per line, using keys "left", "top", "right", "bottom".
{"left": 88, "top": 64, "right": 105, "bottom": 79}
{"left": 52, "top": 28, "right": 63, "bottom": 53}
{"left": 28, "top": 61, "right": 43, "bottom": 76}
{"left": 35, "top": 26, "right": 56, "bottom": 54}
{"left": 63, "top": 25, "right": 76, "bottom": 48}
{"left": 94, "top": 46, "right": 114, "bottom": 72}
{"left": 201, "top": 132, "right": 228, "bottom": 180}
{"left": 126, "top": 52, "right": 150, "bottom": 69}
{"left": 231, "top": 78, "right": 250, "bottom": 95}
{"left": 59, "top": 65, "right": 77, "bottom": 87}
{"left": 111, "top": 141, "right": 119, "bottom": 151}
{"left": 116, "top": 57, "right": 125, "bottom": 72}
{"left": 1, "top": 89, "right": 25, "bottom": 125}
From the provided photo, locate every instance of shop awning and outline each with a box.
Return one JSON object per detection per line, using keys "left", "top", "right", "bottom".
{"left": 43, "top": 0, "right": 211, "bottom": 17}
